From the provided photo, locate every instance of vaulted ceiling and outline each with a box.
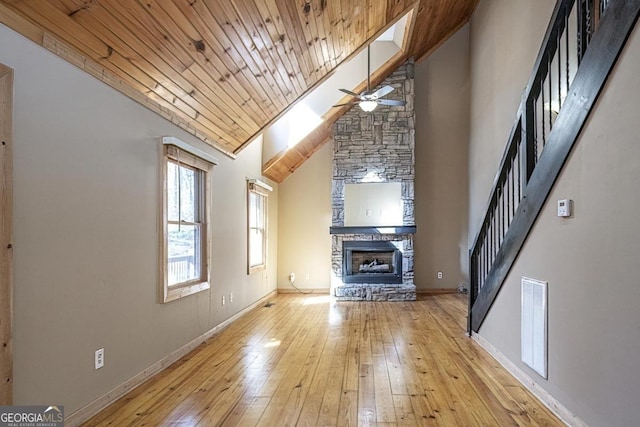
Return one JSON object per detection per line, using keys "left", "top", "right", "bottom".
{"left": 0, "top": 0, "right": 478, "bottom": 181}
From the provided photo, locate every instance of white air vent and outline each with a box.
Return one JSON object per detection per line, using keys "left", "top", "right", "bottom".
{"left": 521, "top": 276, "right": 548, "bottom": 378}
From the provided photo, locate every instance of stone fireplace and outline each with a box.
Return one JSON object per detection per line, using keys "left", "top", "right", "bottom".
{"left": 330, "top": 61, "right": 416, "bottom": 301}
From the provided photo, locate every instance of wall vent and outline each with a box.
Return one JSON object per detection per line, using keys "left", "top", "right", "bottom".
{"left": 521, "top": 276, "right": 548, "bottom": 378}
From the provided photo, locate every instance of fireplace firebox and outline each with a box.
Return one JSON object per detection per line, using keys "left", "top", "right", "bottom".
{"left": 342, "top": 241, "right": 403, "bottom": 284}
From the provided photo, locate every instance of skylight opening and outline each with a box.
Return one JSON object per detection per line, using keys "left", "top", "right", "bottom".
{"left": 287, "top": 103, "right": 323, "bottom": 148}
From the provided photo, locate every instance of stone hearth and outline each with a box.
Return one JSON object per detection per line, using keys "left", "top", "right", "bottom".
{"left": 330, "top": 61, "right": 416, "bottom": 301}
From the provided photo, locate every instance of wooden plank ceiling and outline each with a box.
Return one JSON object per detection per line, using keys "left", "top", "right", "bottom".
{"left": 0, "top": 0, "right": 478, "bottom": 180}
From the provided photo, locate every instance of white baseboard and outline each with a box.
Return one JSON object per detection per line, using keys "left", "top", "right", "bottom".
{"left": 65, "top": 289, "right": 278, "bottom": 427}
{"left": 471, "top": 333, "right": 587, "bottom": 427}
{"left": 416, "top": 288, "right": 459, "bottom": 295}
{"left": 277, "top": 287, "right": 330, "bottom": 294}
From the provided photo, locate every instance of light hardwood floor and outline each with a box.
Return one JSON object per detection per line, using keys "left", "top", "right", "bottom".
{"left": 82, "top": 294, "right": 563, "bottom": 426}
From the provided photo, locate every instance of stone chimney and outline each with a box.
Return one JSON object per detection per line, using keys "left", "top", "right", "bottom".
{"left": 330, "top": 60, "right": 416, "bottom": 301}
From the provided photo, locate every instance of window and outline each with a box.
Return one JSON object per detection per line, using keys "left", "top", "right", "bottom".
{"left": 161, "top": 145, "right": 212, "bottom": 302}
{"left": 247, "top": 179, "right": 272, "bottom": 274}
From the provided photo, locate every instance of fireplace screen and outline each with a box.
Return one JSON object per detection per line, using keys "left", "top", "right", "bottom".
{"left": 342, "top": 241, "right": 403, "bottom": 284}
{"left": 352, "top": 251, "right": 394, "bottom": 274}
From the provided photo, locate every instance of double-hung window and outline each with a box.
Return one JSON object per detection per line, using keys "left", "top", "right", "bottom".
{"left": 247, "top": 179, "right": 272, "bottom": 274}
{"left": 162, "top": 144, "right": 212, "bottom": 302}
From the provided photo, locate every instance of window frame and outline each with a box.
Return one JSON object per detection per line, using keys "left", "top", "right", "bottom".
{"left": 161, "top": 144, "right": 212, "bottom": 303}
{"left": 247, "top": 179, "right": 271, "bottom": 274}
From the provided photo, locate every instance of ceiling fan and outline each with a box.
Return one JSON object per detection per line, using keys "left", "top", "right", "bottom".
{"left": 334, "top": 44, "right": 407, "bottom": 112}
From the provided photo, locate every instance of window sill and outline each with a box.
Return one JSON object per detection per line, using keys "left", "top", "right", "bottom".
{"left": 163, "top": 281, "right": 210, "bottom": 303}
{"left": 247, "top": 264, "right": 266, "bottom": 275}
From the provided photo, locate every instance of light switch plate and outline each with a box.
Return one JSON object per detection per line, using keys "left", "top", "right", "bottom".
{"left": 95, "top": 348, "right": 104, "bottom": 370}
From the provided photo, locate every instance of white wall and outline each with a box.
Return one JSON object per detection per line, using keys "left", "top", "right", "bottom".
{"left": 1, "top": 24, "right": 277, "bottom": 414}
{"left": 414, "top": 24, "right": 470, "bottom": 290}
{"left": 469, "top": 1, "right": 640, "bottom": 425}
{"left": 344, "top": 182, "right": 403, "bottom": 226}
{"left": 277, "top": 143, "right": 332, "bottom": 291}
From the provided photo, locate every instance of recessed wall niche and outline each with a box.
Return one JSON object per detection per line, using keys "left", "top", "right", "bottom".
{"left": 344, "top": 182, "right": 403, "bottom": 226}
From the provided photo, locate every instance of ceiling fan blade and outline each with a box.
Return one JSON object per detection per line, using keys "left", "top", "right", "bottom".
{"left": 339, "top": 88, "right": 361, "bottom": 98}
{"left": 332, "top": 102, "right": 358, "bottom": 107}
{"left": 377, "top": 99, "right": 406, "bottom": 106}
{"left": 370, "top": 85, "right": 394, "bottom": 99}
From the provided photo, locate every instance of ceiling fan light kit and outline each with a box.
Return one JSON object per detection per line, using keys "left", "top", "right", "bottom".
{"left": 359, "top": 100, "right": 378, "bottom": 112}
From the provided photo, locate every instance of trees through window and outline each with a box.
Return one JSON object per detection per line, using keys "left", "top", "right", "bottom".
{"left": 162, "top": 145, "right": 212, "bottom": 302}
{"left": 247, "top": 180, "right": 271, "bottom": 274}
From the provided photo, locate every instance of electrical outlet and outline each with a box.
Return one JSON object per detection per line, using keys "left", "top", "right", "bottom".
{"left": 95, "top": 348, "right": 104, "bottom": 370}
{"left": 305, "top": 273, "right": 310, "bottom": 281}
{"left": 437, "top": 271, "right": 443, "bottom": 279}
{"left": 289, "top": 272, "right": 295, "bottom": 283}
{"left": 222, "top": 295, "right": 225, "bottom": 306}
{"left": 229, "top": 292, "right": 233, "bottom": 303}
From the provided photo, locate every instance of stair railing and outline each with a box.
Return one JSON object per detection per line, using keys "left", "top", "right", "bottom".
{"left": 468, "top": 0, "right": 621, "bottom": 333}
